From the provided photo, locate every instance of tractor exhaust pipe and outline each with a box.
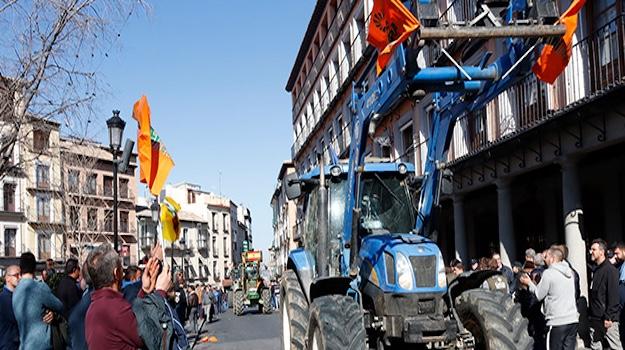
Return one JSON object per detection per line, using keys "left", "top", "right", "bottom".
{"left": 317, "top": 152, "right": 329, "bottom": 278}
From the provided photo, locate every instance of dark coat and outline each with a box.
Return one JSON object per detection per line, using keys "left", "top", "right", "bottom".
{"left": 0, "top": 287, "right": 19, "bottom": 350}
{"left": 589, "top": 260, "right": 621, "bottom": 322}
{"left": 132, "top": 291, "right": 176, "bottom": 350}
{"left": 67, "top": 288, "right": 92, "bottom": 350}
{"left": 55, "top": 275, "right": 82, "bottom": 319}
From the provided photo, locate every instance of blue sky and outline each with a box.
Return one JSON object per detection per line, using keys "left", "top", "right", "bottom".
{"left": 95, "top": 1, "right": 315, "bottom": 254}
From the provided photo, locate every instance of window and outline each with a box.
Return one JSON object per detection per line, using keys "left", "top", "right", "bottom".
{"left": 400, "top": 122, "right": 415, "bottom": 163}
{"left": 223, "top": 213, "right": 228, "bottom": 232}
{"left": 33, "top": 129, "right": 50, "bottom": 152}
{"left": 103, "top": 176, "right": 113, "bottom": 196}
{"left": 85, "top": 174, "right": 97, "bottom": 195}
{"left": 212, "top": 236, "right": 218, "bottom": 257}
{"left": 119, "top": 179, "right": 129, "bottom": 199}
{"left": 4, "top": 228, "right": 16, "bottom": 256}
{"left": 188, "top": 190, "right": 196, "bottom": 204}
{"left": 211, "top": 212, "right": 218, "bottom": 232}
{"left": 3, "top": 183, "right": 16, "bottom": 212}
{"left": 103, "top": 210, "right": 113, "bottom": 232}
{"left": 223, "top": 237, "right": 229, "bottom": 257}
{"left": 198, "top": 225, "right": 208, "bottom": 250}
{"left": 139, "top": 219, "right": 155, "bottom": 248}
{"left": 70, "top": 206, "right": 80, "bottom": 230}
{"left": 120, "top": 211, "right": 129, "bottom": 233}
{"left": 212, "top": 261, "right": 217, "bottom": 278}
{"left": 36, "top": 194, "right": 50, "bottom": 222}
{"left": 468, "top": 108, "right": 488, "bottom": 149}
{"left": 68, "top": 170, "right": 80, "bottom": 192}
{"left": 336, "top": 115, "right": 345, "bottom": 152}
{"left": 87, "top": 208, "right": 98, "bottom": 231}
{"left": 36, "top": 164, "right": 50, "bottom": 189}
{"left": 37, "top": 231, "right": 51, "bottom": 260}
{"left": 224, "top": 266, "right": 229, "bottom": 278}
{"left": 340, "top": 35, "right": 352, "bottom": 82}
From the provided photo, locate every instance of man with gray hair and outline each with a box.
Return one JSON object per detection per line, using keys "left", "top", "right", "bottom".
{"left": 520, "top": 247, "right": 579, "bottom": 349}
{"left": 85, "top": 244, "right": 170, "bottom": 350}
{"left": 0, "top": 265, "right": 21, "bottom": 349}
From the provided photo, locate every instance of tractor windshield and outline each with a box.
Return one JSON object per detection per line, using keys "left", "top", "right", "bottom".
{"left": 245, "top": 264, "right": 258, "bottom": 280}
{"left": 359, "top": 173, "right": 414, "bottom": 235}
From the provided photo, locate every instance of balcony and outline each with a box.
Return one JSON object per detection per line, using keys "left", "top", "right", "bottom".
{"left": 450, "top": 14, "right": 625, "bottom": 160}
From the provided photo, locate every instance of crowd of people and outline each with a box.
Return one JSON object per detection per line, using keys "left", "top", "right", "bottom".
{"left": 447, "top": 239, "right": 625, "bottom": 350}
{"left": 0, "top": 243, "right": 196, "bottom": 350}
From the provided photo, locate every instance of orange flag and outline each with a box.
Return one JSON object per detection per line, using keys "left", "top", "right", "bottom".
{"left": 367, "top": 0, "right": 420, "bottom": 74}
{"left": 532, "top": 0, "right": 587, "bottom": 84}
{"left": 132, "top": 96, "right": 175, "bottom": 196}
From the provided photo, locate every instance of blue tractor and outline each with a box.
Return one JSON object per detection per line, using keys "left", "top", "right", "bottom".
{"left": 281, "top": 1, "right": 565, "bottom": 349}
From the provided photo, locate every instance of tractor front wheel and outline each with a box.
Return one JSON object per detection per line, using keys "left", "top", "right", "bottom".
{"left": 281, "top": 270, "right": 308, "bottom": 350}
{"left": 233, "top": 290, "right": 244, "bottom": 316}
{"left": 455, "top": 289, "right": 533, "bottom": 350}
{"left": 307, "top": 295, "right": 366, "bottom": 350}
{"left": 261, "top": 288, "right": 273, "bottom": 314}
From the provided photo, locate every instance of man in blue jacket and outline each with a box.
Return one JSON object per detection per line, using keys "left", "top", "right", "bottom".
{"left": 0, "top": 265, "right": 21, "bottom": 350}
{"left": 12, "top": 252, "right": 63, "bottom": 350}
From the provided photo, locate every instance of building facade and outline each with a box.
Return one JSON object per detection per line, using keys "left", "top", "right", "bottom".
{"left": 286, "top": 0, "right": 625, "bottom": 296}
{"left": 270, "top": 161, "right": 298, "bottom": 277}
{"left": 60, "top": 138, "right": 139, "bottom": 265}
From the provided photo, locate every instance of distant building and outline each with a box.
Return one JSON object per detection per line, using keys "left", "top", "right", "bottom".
{"left": 270, "top": 161, "right": 298, "bottom": 277}
{"left": 143, "top": 183, "right": 252, "bottom": 285}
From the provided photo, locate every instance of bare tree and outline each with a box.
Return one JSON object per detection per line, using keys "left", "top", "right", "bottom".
{"left": 0, "top": 0, "right": 147, "bottom": 178}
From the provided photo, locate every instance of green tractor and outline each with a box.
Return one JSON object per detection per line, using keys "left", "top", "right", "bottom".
{"left": 233, "top": 250, "right": 272, "bottom": 316}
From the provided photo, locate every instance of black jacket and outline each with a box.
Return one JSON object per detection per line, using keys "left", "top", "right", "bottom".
{"left": 589, "top": 260, "right": 621, "bottom": 321}
{"left": 55, "top": 275, "right": 82, "bottom": 319}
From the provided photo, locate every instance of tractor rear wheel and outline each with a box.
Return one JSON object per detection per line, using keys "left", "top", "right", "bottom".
{"left": 233, "top": 290, "right": 244, "bottom": 316}
{"left": 281, "top": 270, "right": 308, "bottom": 350}
{"left": 261, "top": 288, "right": 273, "bottom": 314}
{"left": 307, "top": 295, "right": 366, "bottom": 350}
{"left": 455, "top": 289, "right": 533, "bottom": 350}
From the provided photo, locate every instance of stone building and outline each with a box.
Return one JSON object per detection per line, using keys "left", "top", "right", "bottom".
{"left": 285, "top": 0, "right": 625, "bottom": 296}
{"left": 270, "top": 161, "right": 298, "bottom": 277}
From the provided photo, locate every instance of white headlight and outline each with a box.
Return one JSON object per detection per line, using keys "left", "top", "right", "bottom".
{"left": 396, "top": 252, "right": 415, "bottom": 290}
{"left": 330, "top": 165, "right": 342, "bottom": 177}
{"left": 398, "top": 163, "right": 407, "bottom": 175}
{"left": 437, "top": 251, "right": 447, "bottom": 288}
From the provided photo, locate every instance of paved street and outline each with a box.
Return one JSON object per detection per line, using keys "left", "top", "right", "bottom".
{"left": 190, "top": 308, "right": 281, "bottom": 350}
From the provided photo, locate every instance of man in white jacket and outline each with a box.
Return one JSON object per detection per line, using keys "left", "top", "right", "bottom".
{"left": 520, "top": 246, "right": 579, "bottom": 350}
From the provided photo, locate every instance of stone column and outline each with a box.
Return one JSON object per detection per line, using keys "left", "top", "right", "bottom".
{"left": 453, "top": 194, "right": 468, "bottom": 263}
{"left": 561, "top": 158, "right": 588, "bottom": 298}
{"left": 496, "top": 178, "right": 516, "bottom": 268}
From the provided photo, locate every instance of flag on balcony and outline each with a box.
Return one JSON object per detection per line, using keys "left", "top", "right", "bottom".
{"left": 367, "top": 0, "right": 420, "bottom": 74}
{"left": 132, "top": 96, "right": 175, "bottom": 196}
{"left": 532, "top": 0, "right": 587, "bottom": 84}
{"left": 160, "top": 196, "right": 181, "bottom": 242}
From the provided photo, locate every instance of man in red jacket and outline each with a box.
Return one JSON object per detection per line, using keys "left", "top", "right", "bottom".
{"left": 85, "top": 244, "right": 169, "bottom": 350}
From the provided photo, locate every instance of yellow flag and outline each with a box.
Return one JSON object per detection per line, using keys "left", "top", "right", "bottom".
{"left": 160, "top": 196, "right": 181, "bottom": 242}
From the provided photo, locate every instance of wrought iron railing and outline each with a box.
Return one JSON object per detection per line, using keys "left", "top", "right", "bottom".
{"left": 451, "top": 14, "right": 625, "bottom": 159}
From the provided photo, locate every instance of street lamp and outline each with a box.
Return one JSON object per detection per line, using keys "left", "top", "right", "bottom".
{"left": 106, "top": 110, "right": 126, "bottom": 253}
{"left": 150, "top": 200, "right": 160, "bottom": 223}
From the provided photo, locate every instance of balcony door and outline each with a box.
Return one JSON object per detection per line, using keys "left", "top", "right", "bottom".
{"left": 588, "top": 0, "right": 625, "bottom": 91}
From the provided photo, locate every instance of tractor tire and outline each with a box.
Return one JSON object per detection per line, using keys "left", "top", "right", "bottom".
{"left": 307, "top": 295, "right": 366, "bottom": 350}
{"left": 261, "top": 288, "right": 273, "bottom": 314}
{"left": 280, "top": 270, "right": 308, "bottom": 350}
{"left": 455, "top": 289, "right": 533, "bottom": 350}
{"left": 233, "top": 290, "right": 244, "bottom": 316}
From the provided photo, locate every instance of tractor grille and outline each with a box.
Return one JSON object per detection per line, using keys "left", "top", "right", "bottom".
{"left": 409, "top": 255, "right": 437, "bottom": 288}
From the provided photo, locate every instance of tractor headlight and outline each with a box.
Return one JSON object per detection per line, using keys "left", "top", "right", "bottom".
{"left": 437, "top": 251, "right": 447, "bottom": 288}
{"left": 330, "top": 165, "right": 342, "bottom": 177}
{"left": 398, "top": 163, "right": 407, "bottom": 175}
{"left": 396, "top": 252, "right": 415, "bottom": 290}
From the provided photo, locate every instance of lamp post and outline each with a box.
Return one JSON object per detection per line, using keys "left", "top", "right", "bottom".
{"left": 150, "top": 199, "right": 160, "bottom": 248}
{"left": 106, "top": 110, "right": 126, "bottom": 253}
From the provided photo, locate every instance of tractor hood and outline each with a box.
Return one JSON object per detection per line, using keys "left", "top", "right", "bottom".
{"left": 359, "top": 233, "right": 447, "bottom": 294}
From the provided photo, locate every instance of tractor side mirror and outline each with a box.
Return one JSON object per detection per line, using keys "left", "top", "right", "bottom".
{"left": 285, "top": 173, "right": 302, "bottom": 200}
